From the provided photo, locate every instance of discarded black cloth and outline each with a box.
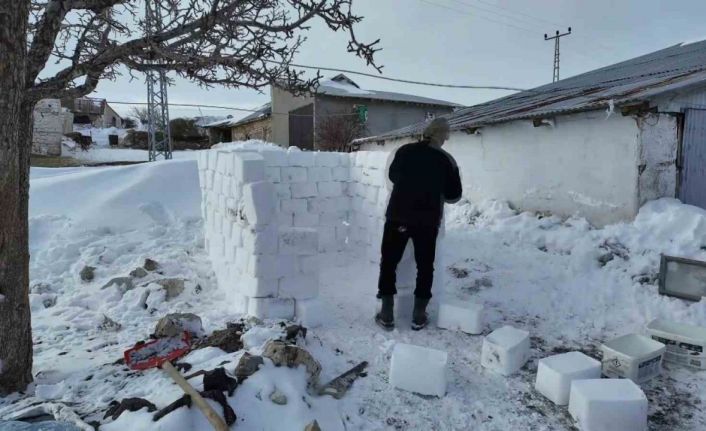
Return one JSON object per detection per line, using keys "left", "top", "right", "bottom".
{"left": 153, "top": 394, "right": 191, "bottom": 422}
{"left": 203, "top": 367, "right": 238, "bottom": 396}
{"left": 201, "top": 390, "right": 237, "bottom": 426}
{"left": 104, "top": 397, "right": 157, "bottom": 420}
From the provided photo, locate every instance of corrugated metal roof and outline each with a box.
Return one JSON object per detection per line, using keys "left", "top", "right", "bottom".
{"left": 355, "top": 40, "right": 706, "bottom": 143}
{"left": 204, "top": 103, "right": 272, "bottom": 129}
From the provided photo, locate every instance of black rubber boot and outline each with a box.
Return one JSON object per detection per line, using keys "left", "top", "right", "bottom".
{"left": 375, "top": 295, "right": 395, "bottom": 331}
{"left": 411, "top": 297, "right": 430, "bottom": 331}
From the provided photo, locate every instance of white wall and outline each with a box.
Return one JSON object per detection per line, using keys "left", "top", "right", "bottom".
{"left": 362, "top": 110, "right": 647, "bottom": 226}
{"left": 637, "top": 113, "right": 678, "bottom": 206}
{"left": 32, "top": 99, "right": 64, "bottom": 156}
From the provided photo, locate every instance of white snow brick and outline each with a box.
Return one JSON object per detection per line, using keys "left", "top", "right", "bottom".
{"left": 207, "top": 150, "right": 218, "bottom": 170}
{"left": 366, "top": 151, "right": 389, "bottom": 170}
{"left": 265, "top": 167, "right": 281, "bottom": 183}
{"left": 365, "top": 185, "right": 379, "bottom": 203}
{"left": 291, "top": 182, "right": 318, "bottom": 199}
{"left": 353, "top": 151, "right": 367, "bottom": 167}
{"left": 481, "top": 325, "right": 531, "bottom": 376}
{"left": 308, "top": 166, "right": 333, "bottom": 182}
{"left": 536, "top": 353, "right": 601, "bottom": 406}
{"left": 247, "top": 254, "right": 298, "bottom": 278}
{"left": 239, "top": 275, "right": 279, "bottom": 298}
{"left": 295, "top": 298, "right": 326, "bottom": 328}
{"left": 216, "top": 151, "right": 230, "bottom": 174}
{"left": 390, "top": 343, "right": 447, "bottom": 397}
{"left": 279, "top": 274, "right": 319, "bottom": 299}
{"left": 339, "top": 153, "right": 351, "bottom": 167}
{"left": 437, "top": 301, "right": 484, "bottom": 335}
{"left": 288, "top": 150, "right": 315, "bottom": 167}
{"left": 260, "top": 148, "right": 288, "bottom": 166}
{"left": 275, "top": 183, "right": 292, "bottom": 199}
{"left": 335, "top": 225, "right": 349, "bottom": 242}
{"left": 298, "top": 255, "right": 320, "bottom": 274}
{"left": 279, "top": 227, "right": 318, "bottom": 256}
{"left": 568, "top": 379, "right": 648, "bottom": 431}
{"left": 233, "top": 152, "right": 265, "bottom": 183}
{"left": 318, "top": 181, "right": 343, "bottom": 198}
{"left": 242, "top": 225, "right": 278, "bottom": 255}
{"left": 318, "top": 226, "right": 337, "bottom": 252}
{"left": 280, "top": 199, "right": 307, "bottom": 215}
{"left": 314, "top": 151, "right": 340, "bottom": 167}
{"left": 319, "top": 211, "right": 348, "bottom": 227}
{"left": 332, "top": 166, "right": 350, "bottom": 182}
{"left": 235, "top": 247, "right": 249, "bottom": 272}
{"left": 241, "top": 181, "right": 276, "bottom": 227}
{"left": 282, "top": 167, "right": 308, "bottom": 183}
{"left": 307, "top": 197, "right": 339, "bottom": 214}
{"left": 293, "top": 211, "right": 319, "bottom": 228}
{"left": 248, "top": 297, "right": 295, "bottom": 320}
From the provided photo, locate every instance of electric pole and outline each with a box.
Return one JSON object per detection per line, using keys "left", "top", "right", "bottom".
{"left": 145, "top": 0, "right": 172, "bottom": 161}
{"left": 544, "top": 27, "right": 571, "bottom": 83}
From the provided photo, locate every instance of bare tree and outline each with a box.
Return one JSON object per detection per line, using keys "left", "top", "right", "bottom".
{"left": 130, "top": 106, "right": 150, "bottom": 124}
{"left": 315, "top": 108, "right": 367, "bottom": 151}
{"left": 0, "top": 0, "right": 379, "bottom": 394}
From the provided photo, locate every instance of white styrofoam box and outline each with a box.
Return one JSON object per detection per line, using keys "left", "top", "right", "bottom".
{"left": 281, "top": 198, "right": 308, "bottom": 214}
{"left": 318, "top": 227, "right": 337, "bottom": 252}
{"left": 239, "top": 274, "right": 279, "bottom": 298}
{"left": 568, "top": 379, "right": 647, "bottom": 431}
{"left": 291, "top": 182, "right": 318, "bottom": 199}
{"left": 282, "top": 166, "right": 308, "bottom": 183}
{"left": 233, "top": 152, "right": 265, "bottom": 183}
{"left": 390, "top": 343, "right": 447, "bottom": 397}
{"left": 260, "top": 148, "right": 288, "bottom": 166}
{"left": 318, "top": 181, "right": 343, "bottom": 198}
{"left": 314, "top": 151, "right": 341, "bottom": 167}
{"left": 275, "top": 183, "right": 292, "bottom": 199}
{"left": 293, "top": 211, "right": 320, "bottom": 228}
{"left": 601, "top": 334, "right": 665, "bottom": 383}
{"left": 319, "top": 211, "right": 348, "bottom": 227}
{"left": 278, "top": 274, "right": 319, "bottom": 299}
{"left": 332, "top": 166, "right": 350, "bottom": 182}
{"left": 535, "top": 352, "right": 601, "bottom": 406}
{"left": 248, "top": 297, "right": 295, "bottom": 320}
{"left": 247, "top": 254, "right": 299, "bottom": 278}
{"left": 308, "top": 166, "right": 333, "bottom": 182}
{"left": 481, "top": 326, "right": 531, "bottom": 376}
{"left": 295, "top": 298, "right": 326, "bottom": 328}
{"left": 265, "top": 167, "right": 281, "bottom": 183}
{"left": 241, "top": 181, "right": 276, "bottom": 227}
{"left": 646, "top": 318, "right": 706, "bottom": 369}
{"left": 298, "top": 255, "right": 320, "bottom": 275}
{"left": 242, "top": 225, "right": 278, "bottom": 255}
{"left": 288, "top": 149, "right": 315, "bottom": 167}
{"left": 279, "top": 227, "right": 318, "bottom": 256}
{"left": 437, "top": 301, "right": 484, "bottom": 335}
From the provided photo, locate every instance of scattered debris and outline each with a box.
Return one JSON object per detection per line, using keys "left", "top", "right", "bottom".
{"left": 2, "top": 403, "right": 94, "bottom": 431}
{"left": 100, "top": 277, "right": 134, "bottom": 293}
{"left": 598, "top": 239, "right": 630, "bottom": 266}
{"left": 129, "top": 267, "right": 148, "bottom": 278}
{"left": 153, "top": 278, "right": 186, "bottom": 300}
{"left": 263, "top": 340, "right": 322, "bottom": 388}
{"left": 304, "top": 420, "right": 322, "bottom": 431}
{"left": 234, "top": 353, "right": 264, "bottom": 381}
{"left": 194, "top": 326, "right": 244, "bottom": 353}
{"left": 284, "top": 324, "right": 308, "bottom": 342}
{"left": 316, "top": 361, "right": 368, "bottom": 399}
{"left": 104, "top": 398, "right": 157, "bottom": 420}
{"left": 448, "top": 266, "right": 470, "bottom": 279}
{"left": 154, "top": 313, "right": 204, "bottom": 338}
{"left": 269, "top": 387, "right": 288, "bottom": 405}
{"left": 143, "top": 258, "right": 160, "bottom": 271}
{"left": 42, "top": 296, "right": 57, "bottom": 308}
{"left": 201, "top": 390, "right": 237, "bottom": 426}
{"left": 153, "top": 394, "right": 191, "bottom": 422}
{"left": 203, "top": 368, "right": 238, "bottom": 396}
{"left": 98, "top": 314, "right": 122, "bottom": 332}
{"left": 30, "top": 282, "right": 53, "bottom": 294}
{"left": 79, "top": 265, "right": 95, "bottom": 282}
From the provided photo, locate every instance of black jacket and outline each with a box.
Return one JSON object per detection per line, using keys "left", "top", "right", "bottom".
{"left": 385, "top": 140, "right": 462, "bottom": 227}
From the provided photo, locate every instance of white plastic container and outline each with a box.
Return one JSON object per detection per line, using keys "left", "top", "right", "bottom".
{"left": 646, "top": 319, "right": 706, "bottom": 369}
{"left": 601, "top": 334, "right": 666, "bottom": 384}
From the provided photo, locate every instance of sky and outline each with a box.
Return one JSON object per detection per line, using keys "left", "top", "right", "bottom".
{"left": 86, "top": 0, "right": 706, "bottom": 121}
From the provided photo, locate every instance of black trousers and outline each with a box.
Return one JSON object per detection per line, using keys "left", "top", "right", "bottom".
{"left": 377, "top": 220, "right": 439, "bottom": 300}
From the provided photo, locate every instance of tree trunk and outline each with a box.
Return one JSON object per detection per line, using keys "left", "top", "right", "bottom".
{"left": 0, "top": 0, "right": 34, "bottom": 394}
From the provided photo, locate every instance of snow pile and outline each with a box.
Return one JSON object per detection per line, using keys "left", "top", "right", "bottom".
{"left": 73, "top": 126, "right": 128, "bottom": 147}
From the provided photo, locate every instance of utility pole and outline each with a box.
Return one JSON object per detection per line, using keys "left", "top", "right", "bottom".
{"left": 544, "top": 27, "right": 571, "bottom": 83}
{"left": 145, "top": 0, "right": 172, "bottom": 161}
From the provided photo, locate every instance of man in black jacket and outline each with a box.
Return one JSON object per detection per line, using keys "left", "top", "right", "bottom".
{"left": 375, "top": 118, "right": 462, "bottom": 331}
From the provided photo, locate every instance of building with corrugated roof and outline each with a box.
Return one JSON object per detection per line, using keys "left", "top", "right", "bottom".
{"left": 355, "top": 40, "right": 706, "bottom": 226}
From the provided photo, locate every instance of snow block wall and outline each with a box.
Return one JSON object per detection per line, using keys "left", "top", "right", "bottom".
{"left": 32, "top": 99, "right": 65, "bottom": 156}
{"left": 198, "top": 143, "right": 445, "bottom": 321}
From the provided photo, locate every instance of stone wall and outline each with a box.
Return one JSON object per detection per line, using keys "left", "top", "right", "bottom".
{"left": 32, "top": 99, "right": 65, "bottom": 156}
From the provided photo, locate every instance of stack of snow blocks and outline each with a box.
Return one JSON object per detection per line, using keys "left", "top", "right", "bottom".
{"left": 390, "top": 343, "right": 448, "bottom": 397}
{"left": 534, "top": 352, "right": 601, "bottom": 405}
{"left": 568, "top": 379, "right": 648, "bottom": 431}
{"left": 481, "top": 325, "right": 530, "bottom": 375}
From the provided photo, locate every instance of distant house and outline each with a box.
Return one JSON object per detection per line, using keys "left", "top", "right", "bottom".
{"left": 61, "top": 97, "right": 123, "bottom": 128}
{"left": 205, "top": 74, "right": 458, "bottom": 149}
{"left": 355, "top": 41, "right": 706, "bottom": 226}
{"left": 204, "top": 104, "right": 272, "bottom": 145}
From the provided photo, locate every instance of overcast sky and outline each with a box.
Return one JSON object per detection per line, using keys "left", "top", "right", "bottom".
{"left": 90, "top": 0, "right": 706, "bottom": 121}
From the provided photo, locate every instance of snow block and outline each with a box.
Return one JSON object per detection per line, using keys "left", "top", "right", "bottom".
{"left": 332, "top": 166, "right": 350, "bottom": 182}
{"left": 279, "top": 274, "right": 319, "bottom": 299}
{"left": 390, "top": 343, "right": 447, "bottom": 397}
{"left": 298, "top": 255, "right": 319, "bottom": 274}
{"left": 288, "top": 150, "right": 315, "bottom": 167}
{"left": 481, "top": 325, "right": 531, "bottom": 375}
{"left": 319, "top": 211, "right": 348, "bottom": 227}
{"left": 281, "top": 198, "right": 308, "bottom": 214}
{"left": 568, "top": 379, "right": 648, "bottom": 431}
{"left": 248, "top": 297, "right": 295, "bottom": 320}
{"left": 291, "top": 182, "right": 318, "bottom": 199}
{"left": 282, "top": 167, "right": 308, "bottom": 183}
{"left": 275, "top": 183, "right": 292, "bottom": 199}
{"left": 437, "top": 301, "right": 484, "bottom": 334}
{"left": 241, "top": 181, "right": 276, "bottom": 227}
{"left": 279, "top": 228, "right": 318, "bottom": 256}
{"left": 260, "top": 148, "right": 288, "bottom": 166}
{"left": 295, "top": 298, "right": 326, "bottom": 328}
{"left": 293, "top": 211, "right": 320, "bottom": 228}
{"left": 242, "top": 225, "right": 278, "bottom": 255}
{"left": 318, "top": 181, "right": 343, "bottom": 198}
{"left": 265, "top": 167, "right": 281, "bottom": 183}
{"left": 308, "top": 166, "right": 333, "bottom": 182}
{"left": 535, "top": 352, "right": 601, "bottom": 405}
{"left": 314, "top": 151, "right": 340, "bottom": 167}
{"left": 239, "top": 274, "right": 279, "bottom": 298}
{"left": 232, "top": 152, "right": 265, "bottom": 183}
{"left": 247, "top": 254, "right": 298, "bottom": 278}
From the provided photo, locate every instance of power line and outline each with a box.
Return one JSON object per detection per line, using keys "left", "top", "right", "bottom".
{"left": 108, "top": 101, "right": 359, "bottom": 118}
{"left": 446, "top": 0, "right": 561, "bottom": 30}
{"left": 468, "top": 0, "right": 565, "bottom": 28}
{"left": 418, "top": 0, "right": 539, "bottom": 35}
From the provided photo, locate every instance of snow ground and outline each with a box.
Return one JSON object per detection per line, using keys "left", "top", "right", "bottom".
{"left": 2, "top": 157, "right": 706, "bottom": 430}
